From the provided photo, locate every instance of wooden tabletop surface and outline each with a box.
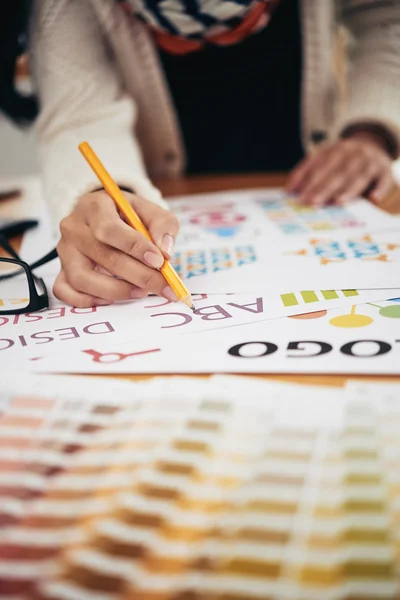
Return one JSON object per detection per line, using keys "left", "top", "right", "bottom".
{"left": 3, "top": 173, "right": 400, "bottom": 387}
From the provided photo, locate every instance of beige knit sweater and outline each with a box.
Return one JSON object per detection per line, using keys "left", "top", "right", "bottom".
{"left": 30, "top": 0, "right": 400, "bottom": 227}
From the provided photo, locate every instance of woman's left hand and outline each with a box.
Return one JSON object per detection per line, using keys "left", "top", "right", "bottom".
{"left": 287, "top": 131, "right": 395, "bottom": 206}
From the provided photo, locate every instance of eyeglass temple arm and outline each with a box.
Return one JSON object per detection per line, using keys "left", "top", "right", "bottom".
{"left": 0, "top": 234, "right": 58, "bottom": 271}
{"left": 0, "top": 234, "right": 20, "bottom": 261}
{"left": 29, "top": 248, "right": 58, "bottom": 270}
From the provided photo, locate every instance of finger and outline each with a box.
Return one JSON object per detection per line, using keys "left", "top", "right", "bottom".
{"left": 368, "top": 170, "right": 395, "bottom": 204}
{"left": 335, "top": 175, "right": 373, "bottom": 205}
{"left": 298, "top": 153, "right": 349, "bottom": 205}
{"left": 301, "top": 152, "right": 372, "bottom": 206}
{"left": 287, "top": 156, "right": 314, "bottom": 192}
{"left": 58, "top": 244, "right": 135, "bottom": 302}
{"left": 53, "top": 270, "right": 110, "bottom": 308}
{"left": 70, "top": 234, "right": 177, "bottom": 300}
{"left": 94, "top": 265, "right": 149, "bottom": 299}
{"left": 334, "top": 159, "right": 383, "bottom": 205}
{"left": 87, "top": 195, "right": 165, "bottom": 269}
{"left": 130, "top": 195, "right": 180, "bottom": 259}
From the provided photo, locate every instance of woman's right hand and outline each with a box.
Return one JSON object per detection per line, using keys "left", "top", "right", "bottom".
{"left": 54, "top": 190, "right": 180, "bottom": 308}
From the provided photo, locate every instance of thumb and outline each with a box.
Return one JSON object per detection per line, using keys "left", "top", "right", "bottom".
{"left": 130, "top": 195, "right": 180, "bottom": 260}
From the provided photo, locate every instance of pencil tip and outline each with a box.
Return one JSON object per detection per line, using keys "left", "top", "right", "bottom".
{"left": 190, "top": 305, "right": 196, "bottom": 313}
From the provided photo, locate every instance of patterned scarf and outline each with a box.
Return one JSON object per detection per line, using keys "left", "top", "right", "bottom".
{"left": 123, "top": 0, "right": 281, "bottom": 54}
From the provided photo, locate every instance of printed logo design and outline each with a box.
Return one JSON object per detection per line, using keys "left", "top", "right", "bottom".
{"left": 289, "top": 298, "right": 400, "bottom": 328}
{"left": 172, "top": 245, "right": 257, "bottom": 279}
{"left": 189, "top": 208, "right": 246, "bottom": 238}
{"left": 280, "top": 289, "right": 358, "bottom": 307}
{"left": 175, "top": 202, "right": 248, "bottom": 239}
{"left": 256, "top": 196, "right": 364, "bottom": 235}
{"left": 288, "top": 235, "right": 400, "bottom": 265}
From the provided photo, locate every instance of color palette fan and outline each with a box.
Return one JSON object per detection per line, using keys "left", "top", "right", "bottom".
{"left": 1, "top": 375, "right": 400, "bottom": 600}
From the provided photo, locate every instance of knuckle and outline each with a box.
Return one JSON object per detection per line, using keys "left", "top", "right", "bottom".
{"left": 169, "top": 213, "right": 180, "bottom": 231}
{"left": 56, "top": 239, "right": 65, "bottom": 259}
{"left": 59, "top": 216, "right": 74, "bottom": 238}
{"left": 125, "top": 235, "right": 145, "bottom": 257}
{"left": 52, "top": 279, "right": 63, "bottom": 301}
{"left": 138, "top": 270, "right": 159, "bottom": 291}
{"left": 103, "top": 248, "right": 123, "bottom": 272}
{"left": 69, "top": 269, "right": 87, "bottom": 291}
{"left": 82, "top": 192, "right": 101, "bottom": 211}
{"left": 94, "top": 221, "right": 115, "bottom": 244}
{"left": 171, "top": 215, "right": 181, "bottom": 233}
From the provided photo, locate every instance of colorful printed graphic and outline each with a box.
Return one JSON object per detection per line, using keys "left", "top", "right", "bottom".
{"left": 189, "top": 207, "right": 246, "bottom": 237}
{"left": 175, "top": 202, "right": 249, "bottom": 239}
{"left": 257, "top": 195, "right": 365, "bottom": 235}
{"left": 172, "top": 245, "right": 257, "bottom": 279}
{"left": 290, "top": 234, "right": 400, "bottom": 265}
{"left": 290, "top": 298, "right": 400, "bottom": 328}
{"left": 280, "top": 288, "right": 359, "bottom": 307}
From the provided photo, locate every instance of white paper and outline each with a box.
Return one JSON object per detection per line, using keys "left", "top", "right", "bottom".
{"left": 2, "top": 267, "right": 400, "bottom": 365}
{"left": 172, "top": 188, "right": 397, "bottom": 245}
{"left": 179, "top": 230, "right": 400, "bottom": 293}
{"left": 33, "top": 298, "right": 400, "bottom": 375}
{"left": 17, "top": 184, "right": 400, "bottom": 295}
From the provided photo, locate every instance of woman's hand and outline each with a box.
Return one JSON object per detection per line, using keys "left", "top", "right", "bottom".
{"left": 54, "top": 190, "right": 180, "bottom": 308}
{"left": 287, "top": 131, "right": 395, "bottom": 206}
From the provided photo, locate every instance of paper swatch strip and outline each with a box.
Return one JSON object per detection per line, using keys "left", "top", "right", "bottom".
{"left": 1, "top": 375, "right": 400, "bottom": 599}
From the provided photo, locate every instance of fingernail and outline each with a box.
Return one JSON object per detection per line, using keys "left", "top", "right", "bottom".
{"left": 162, "top": 286, "right": 178, "bottom": 302}
{"left": 144, "top": 251, "right": 164, "bottom": 269}
{"left": 161, "top": 234, "right": 174, "bottom": 257}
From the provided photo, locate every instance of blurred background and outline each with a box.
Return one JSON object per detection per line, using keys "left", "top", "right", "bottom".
{"left": 2, "top": 55, "right": 400, "bottom": 182}
{"left": 0, "top": 56, "right": 38, "bottom": 176}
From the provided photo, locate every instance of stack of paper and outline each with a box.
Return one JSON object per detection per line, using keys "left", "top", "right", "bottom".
{"left": 1, "top": 374, "right": 400, "bottom": 599}
{"left": 3, "top": 181, "right": 400, "bottom": 374}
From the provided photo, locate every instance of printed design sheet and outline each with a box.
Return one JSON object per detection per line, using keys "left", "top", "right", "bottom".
{"left": 250, "top": 189, "right": 396, "bottom": 238}
{"left": 172, "top": 191, "right": 265, "bottom": 246}
{"left": 17, "top": 184, "right": 400, "bottom": 295}
{"left": 182, "top": 231, "right": 400, "bottom": 293}
{"left": 171, "top": 189, "right": 397, "bottom": 245}
{"left": 2, "top": 375, "right": 400, "bottom": 599}
{"left": 33, "top": 298, "right": 400, "bottom": 374}
{"left": 1, "top": 274, "right": 399, "bottom": 365}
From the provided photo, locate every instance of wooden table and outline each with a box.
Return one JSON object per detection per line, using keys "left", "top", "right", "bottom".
{"left": 3, "top": 173, "right": 400, "bottom": 387}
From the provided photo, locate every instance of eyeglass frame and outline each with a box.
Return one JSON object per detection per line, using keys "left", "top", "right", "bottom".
{"left": 0, "top": 233, "right": 58, "bottom": 315}
{"left": 0, "top": 257, "right": 49, "bottom": 315}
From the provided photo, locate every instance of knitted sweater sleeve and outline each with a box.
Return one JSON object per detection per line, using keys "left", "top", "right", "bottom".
{"left": 335, "top": 3, "right": 400, "bottom": 158}
{"left": 30, "top": 0, "right": 166, "bottom": 230}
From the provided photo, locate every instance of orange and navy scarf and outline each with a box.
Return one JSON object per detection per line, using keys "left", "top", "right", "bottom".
{"left": 122, "top": 0, "right": 281, "bottom": 54}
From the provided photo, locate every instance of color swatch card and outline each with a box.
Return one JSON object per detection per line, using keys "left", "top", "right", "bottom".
{"left": 0, "top": 374, "right": 154, "bottom": 538}
{"left": 33, "top": 298, "right": 400, "bottom": 374}
{"left": 2, "top": 375, "right": 400, "bottom": 599}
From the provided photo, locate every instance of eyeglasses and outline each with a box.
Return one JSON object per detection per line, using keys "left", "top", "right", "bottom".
{"left": 0, "top": 234, "right": 58, "bottom": 315}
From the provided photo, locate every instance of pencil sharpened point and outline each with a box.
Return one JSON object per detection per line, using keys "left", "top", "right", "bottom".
{"left": 190, "top": 305, "right": 196, "bottom": 313}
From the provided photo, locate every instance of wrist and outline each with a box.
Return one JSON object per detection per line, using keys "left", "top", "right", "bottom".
{"left": 341, "top": 124, "right": 395, "bottom": 158}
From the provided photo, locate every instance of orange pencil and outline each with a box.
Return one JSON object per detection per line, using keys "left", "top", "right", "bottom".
{"left": 79, "top": 141, "right": 195, "bottom": 311}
